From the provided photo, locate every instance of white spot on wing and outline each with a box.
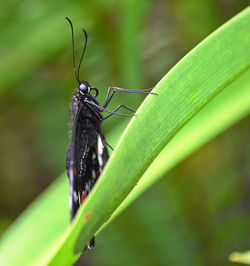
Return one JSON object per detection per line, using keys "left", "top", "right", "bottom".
{"left": 73, "top": 191, "right": 78, "bottom": 203}
{"left": 97, "top": 135, "right": 103, "bottom": 169}
{"left": 85, "top": 183, "right": 90, "bottom": 193}
{"left": 92, "top": 169, "right": 96, "bottom": 179}
{"left": 69, "top": 168, "right": 74, "bottom": 208}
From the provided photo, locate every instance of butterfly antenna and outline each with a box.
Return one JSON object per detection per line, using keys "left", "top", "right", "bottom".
{"left": 66, "top": 17, "right": 80, "bottom": 84}
{"left": 77, "top": 29, "right": 88, "bottom": 83}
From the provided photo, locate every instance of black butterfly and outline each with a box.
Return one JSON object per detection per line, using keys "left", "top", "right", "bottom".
{"left": 65, "top": 17, "right": 155, "bottom": 249}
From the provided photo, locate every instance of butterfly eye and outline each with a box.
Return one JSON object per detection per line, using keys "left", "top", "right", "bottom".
{"left": 79, "top": 83, "right": 89, "bottom": 93}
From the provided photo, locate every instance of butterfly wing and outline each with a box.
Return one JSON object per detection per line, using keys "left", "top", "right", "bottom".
{"left": 66, "top": 100, "right": 109, "bottom": 216}
{"left": 83, "top": 134, "right": 109, "bottom": 249}
{"left": 66, "top": 103, "right": 83, "bottom": 220}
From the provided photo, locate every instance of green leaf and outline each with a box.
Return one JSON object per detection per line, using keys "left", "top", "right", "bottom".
{"left": 98, "top": 65, "right": 250, "bottom": 232}
{"left": 229, "top": 251, "right": 250, "bottom": 265}
{"left": 0, "top": 176, "right": 69, "bottom": 266}
{"left": 0, "top": 7, "right": 249, "bottom": 266}
{"left": 45, "top": 7, "right": 250, "bottom": 265}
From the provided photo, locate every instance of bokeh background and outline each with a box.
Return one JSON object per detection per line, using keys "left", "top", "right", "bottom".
{"left": 0, "top": 1, "right": 249, "bottom": 265}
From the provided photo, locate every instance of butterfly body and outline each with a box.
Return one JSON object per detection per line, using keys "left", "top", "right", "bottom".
{"left": 66, "top": 82, "right": 108, "bottom": 220}
{"left": 66, "top": 82, "right": 109, "bottom": 249}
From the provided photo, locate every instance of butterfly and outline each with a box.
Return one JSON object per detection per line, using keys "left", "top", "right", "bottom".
{"left": 65, "top": 17, "right": 155, "bottom": 249}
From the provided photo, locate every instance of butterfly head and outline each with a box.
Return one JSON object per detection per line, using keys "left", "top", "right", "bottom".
{"left": 79, "top": 81, "right": 90, "bottom": 94}
{"left": 78, "top": 81, "right": 99, "bottom": 97}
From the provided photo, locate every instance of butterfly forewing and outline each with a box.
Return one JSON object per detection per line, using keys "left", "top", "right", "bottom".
{"left": 66, "top": 91, "right": 109, "bottom": 250}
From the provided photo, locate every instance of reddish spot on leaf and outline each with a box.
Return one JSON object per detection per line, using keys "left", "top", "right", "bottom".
{"left": 83, "top": 213, "right": 92, "bottom": 223}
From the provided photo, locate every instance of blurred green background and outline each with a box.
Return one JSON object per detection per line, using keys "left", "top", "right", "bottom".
{"left": 0, "top": 0, "right": 249, "bottom": 265}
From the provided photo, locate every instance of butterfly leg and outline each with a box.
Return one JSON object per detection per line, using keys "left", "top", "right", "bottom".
{"left": 103, "top": 86, "right": 156, "bottom": 108}
{"left": 102, "top": 104, "right": 136, "bottom": 120}
{"left": 84, "top": 99, "right": 135, "bottom": 118}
